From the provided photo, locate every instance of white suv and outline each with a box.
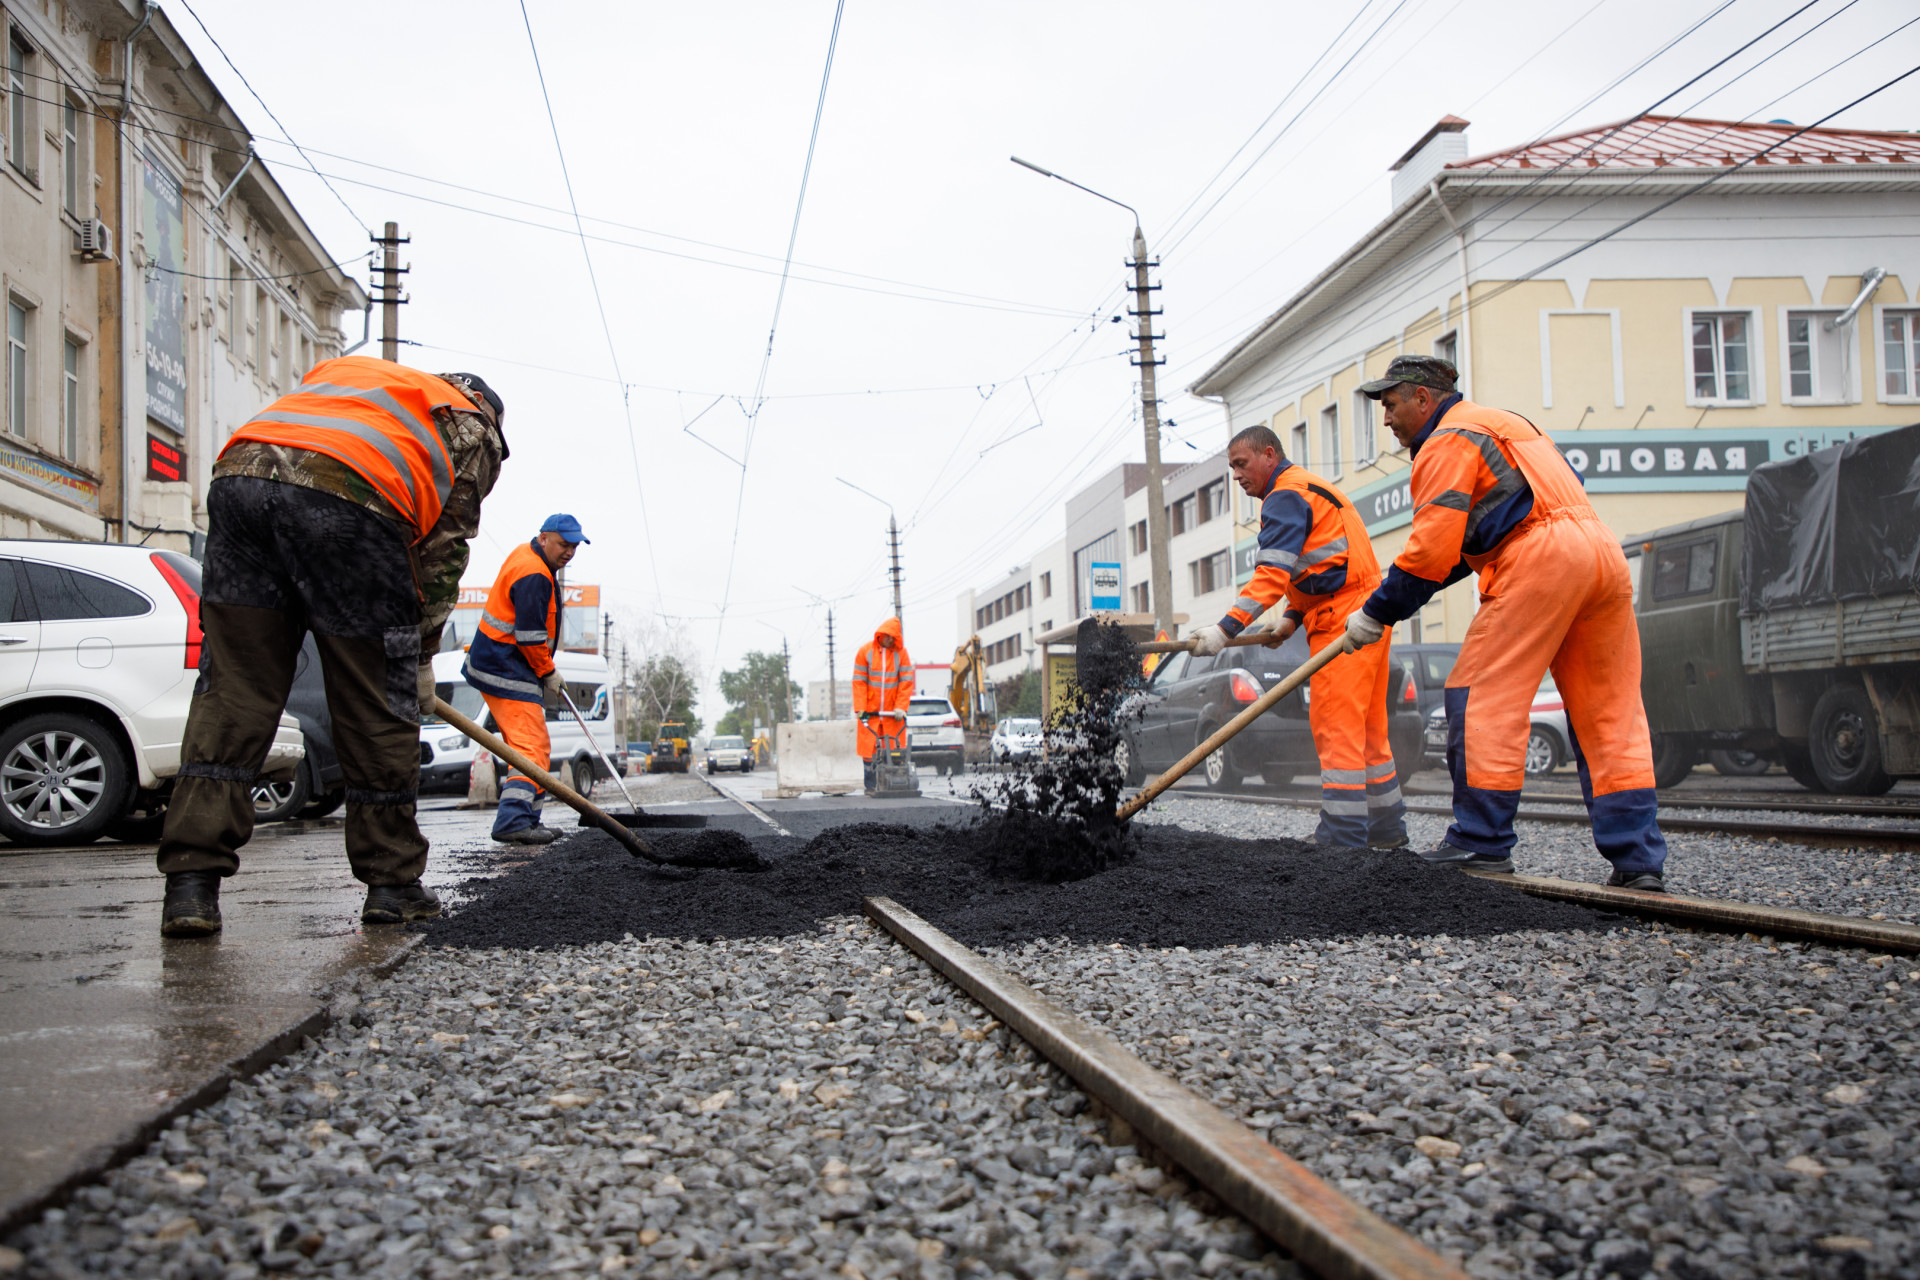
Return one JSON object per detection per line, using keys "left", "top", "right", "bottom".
{"left": 905, "top": 696, "right": 966, "bottom": 776}
{"left": 0, "top": 541, "right": 303, "bottom": 846}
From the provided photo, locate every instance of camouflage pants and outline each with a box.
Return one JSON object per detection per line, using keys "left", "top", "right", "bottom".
{"left": 158, "top": 477, "right": 428, "bottom": 885}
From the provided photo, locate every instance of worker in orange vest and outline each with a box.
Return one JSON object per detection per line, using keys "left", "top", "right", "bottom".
{"left": 1188, "top": 424, "right": 1406, "bottom": 850}
{"left": 1347, "top": 354, "right": 1668, "bottom": 889}
{"left": 463, "top": 516, "right": 588, "bottom": 843}
{"left": 852, "top": 617, "right": 914, "bottom": 787}
{"left": 159, "top": 356, "right": 507, "bottom": 937}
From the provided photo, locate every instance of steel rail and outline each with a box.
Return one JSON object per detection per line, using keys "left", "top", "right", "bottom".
{"left": 1498, "top": 786, "right": 1920, "bottom": 821}
{"left": 862, "top": 896, "right": 1472, "bottom": 1280}
{"left": 1467, "top": 871, "right": 1920, "bottom": 953}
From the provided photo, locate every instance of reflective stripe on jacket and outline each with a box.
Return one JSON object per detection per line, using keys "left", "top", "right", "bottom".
{"left": 220, "top": 356, "right": 473, "bottom": 541}
{"left": 463, "top": 539, "right": 560, "bottom": 704}
{"left": 1219, "top": 460, "right": 1380, "bottom": 638}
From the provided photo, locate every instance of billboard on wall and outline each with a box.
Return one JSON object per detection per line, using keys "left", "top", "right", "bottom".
{"left": 448, "top": 583, "right": 603, "bottom": 652}
{"left": 141, "top": 149, "right": 187, "bottom": 436}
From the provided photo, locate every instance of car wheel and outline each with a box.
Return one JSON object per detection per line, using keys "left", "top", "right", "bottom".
{"left": 0, "top": 712, "right": 132, "bottom": 847}
{"left": 1112, "top": 735, "right": 1144, "bottom": 787}
{"left": 1809, "top": 684, "right": 1896, "bottom": 796}
{"left": 1524, "top": 728, "right": 1560, "bottom": 777}
{"left": 300, "top": 787, "right": 346, "bottom": 819}
{"left": 108, "top": 794, "right": 168, "bottom": 844}
{"left": 1200, "top": 731, "right": 1242, "bottom": 790}
{"left": 251, "top": 763, "right": 311, "bottom": 824}
{"left": 1780, "top": 743, "right": 1824, "bottom": 791}
{"left": 571, "top": 758, "right": 596, "bottom": 796}
{"left": 1707, "top": 748, "right": 1770, "bottom": 777}
{"left": 1650, "top": 734, "right": 1696, "bottom": 790}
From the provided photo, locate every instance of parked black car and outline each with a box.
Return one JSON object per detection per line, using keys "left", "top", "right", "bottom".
{"left": 251, "top": 635, "right": 347, "bottom": 822}
{"left": 1112, "top": 631, "right": 1427, "bottom": 789}
{"left": 1391, "top": 642, "right": 1460, "bottom": 769}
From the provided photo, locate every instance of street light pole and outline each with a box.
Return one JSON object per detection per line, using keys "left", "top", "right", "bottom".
{"left": 1011, "top": 157, "right": 1176, "bottom": 638}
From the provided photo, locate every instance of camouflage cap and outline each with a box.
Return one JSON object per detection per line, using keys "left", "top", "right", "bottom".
{"left": 1357, "top": 354, "right": 1458, "bottom": 399}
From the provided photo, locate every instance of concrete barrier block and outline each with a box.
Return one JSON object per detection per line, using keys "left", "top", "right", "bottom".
{"left": 775, "top": 721, "right": 863, "bottom": 797}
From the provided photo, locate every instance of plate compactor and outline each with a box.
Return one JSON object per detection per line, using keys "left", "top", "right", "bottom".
{"left": 866, "top": 717, "right": 920, "bottom": 799}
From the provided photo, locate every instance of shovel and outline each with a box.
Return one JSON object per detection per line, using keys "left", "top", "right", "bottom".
{"left": 433, "top": 698, "right": 754, "bottom": 868}
{"left": 553, "top": 687, "right": 687, "bottom": 827}
{"left": 1113, "top": 637, "right": 1354, "bottom": 823}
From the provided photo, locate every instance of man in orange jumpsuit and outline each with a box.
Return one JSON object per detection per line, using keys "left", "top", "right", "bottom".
{"left": 1189, "top": 426, "right": 1406, "bottom": 850}
{"left": 1346, "top": 355, "right": 1668, "bottom": 889}
{"left": 852, "top": 618, "right": 913, "bottom": 789}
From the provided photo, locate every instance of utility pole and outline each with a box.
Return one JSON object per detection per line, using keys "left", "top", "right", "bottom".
{"left": 780, "top": 637, "right": 791, "bottom": 725}
{"left": 887, "top": 517, "right": 904, "bottom": 621}
{"left": 825, "top": 610, "right": 837, "bottom": 720}
{"left": 370, "top": 222, "right": 409, "bottom": 362}
{"left": 1131, "top": 227, "right": 1175, "bottom": 639}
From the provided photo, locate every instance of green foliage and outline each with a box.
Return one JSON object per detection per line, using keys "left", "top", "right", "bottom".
{"left": 635, "top": 654, "right": 701, "bottom": 740}
{"left": 996, "top": 670, "right": 1043, "bottom": 720}
{"left": 715, "top": 710, "right": 744, "bottom": 738}
{"left": 718, "top": 650, "right": 801, "bottom": 734}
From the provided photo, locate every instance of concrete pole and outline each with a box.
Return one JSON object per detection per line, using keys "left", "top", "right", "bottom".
{"left": 1133, "top": 227, "right": 1175, "bottom": 638}
{"left": 825, "top": 610, "right": 837, "bottom": 720}
{"left": 377, "top": 222, "right": 404, "bottom": 362}
{"left": 888, "top": 517, "right": 904, "bottom": 621}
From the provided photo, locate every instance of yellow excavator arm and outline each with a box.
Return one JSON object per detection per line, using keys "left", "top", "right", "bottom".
{"left": 949, "top": 636, "right": 990, "bottom": 732}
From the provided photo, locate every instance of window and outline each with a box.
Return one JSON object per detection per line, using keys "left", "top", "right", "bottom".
{"left": 1198, "top": 479, "right": 1226, "bottom": 523}
{"left": 1785, "top": 310, "right": 1848, "bottom": 402}
{"left": 1189, "top": 550, "right": 1230, "bottom": 596}
{"left": 227, "top": 261, "right": 245, "bottom": 353}
{"left": 1130, "top": 519, "right": 1147, "bottom": 555}
{"left": 1168, "top": 494, "right": 1196, "bottom": 536}
{"left": 1288, "top": 422, "right": 1308, "bottom": 466}
{"left": 61, "top": 337, "right": 78, "bottom": 461}
{"left": 1651, "top": 538, "right": 1717, "bottom": 601}
{"left": 1691, "top": 312, "right": 1754, "bottom": 402}
{"left": 1239, "top": 489, "right": 1259, "bottom": 522}
{"left": 253, "top": 289, "right": 268, "bottom": 370}
{"left": 1882, "top": 310, "right": 1920, "bottom": 398}
{"left": 1434, "top": 331, "right": 1458, "bottom": 369}
{"left": 20, "top": 562, "right": 151, "bottom": 620}
{"left": 1039, "top": 571, "right": 1051, "bottom": 599}
{"left": 1353, "top": 392, "right": 1376, "bottom": 465}
{"left": 1150, "top": 651, "right": 1189, "bottom": 686}
{"left": 1130, "top": 582, "right": 1149, "bottom": 613}
{"left": 61, "top": 96, "right": 80, "bottom": 216}
{"left": 7, "top": 300, "right": 25, "bottom": 439}
{"left": 1320, "top": 403, "right": 1341, "bottom": 477}
{"left": 7, "top": 35, "right": 30, "bottom": 178}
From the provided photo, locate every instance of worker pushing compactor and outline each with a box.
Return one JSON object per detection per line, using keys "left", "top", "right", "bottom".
{"left": 1346, "top": 355, "right": 1669, "bottom": 890}
{"left": 464, "top": 515, "right": 590, "bottom": 844}
{"left": 1188, "top": 426, "right": 1407, "bottom": 851}
{"left": 158, "top": 356, "right": 508, "bottom": 937}
{"left": 852, "top": 617, "right": 914, "bottom": 787}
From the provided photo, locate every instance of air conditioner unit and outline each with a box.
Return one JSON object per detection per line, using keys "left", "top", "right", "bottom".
{"left": 77, "top": 219, "right": 113, "bottom": 263}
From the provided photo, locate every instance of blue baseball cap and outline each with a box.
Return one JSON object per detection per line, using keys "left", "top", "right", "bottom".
{"left": 540, "top": 513, "right": 590, "bottom": 544}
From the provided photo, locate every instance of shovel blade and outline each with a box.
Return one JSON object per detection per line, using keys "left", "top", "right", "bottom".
{"left": 575, "top": 812, "right": 709, "bottom": 830}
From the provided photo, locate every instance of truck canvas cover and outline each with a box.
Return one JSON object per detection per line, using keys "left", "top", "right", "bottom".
{"left": 1741, "top": 421, "right": 1920, "bottom": 614}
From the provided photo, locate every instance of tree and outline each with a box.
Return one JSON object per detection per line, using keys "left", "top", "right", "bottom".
{"left": 718, "top": 650, "right": 801, "bottom": 736}
{"left": 617, "top": 609, "right": 703, "bottom": 741}
{"left": 996, "top": 670, "right": 1043, "bottom": 719}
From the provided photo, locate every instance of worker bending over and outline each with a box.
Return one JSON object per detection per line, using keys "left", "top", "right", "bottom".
{"left": 158, "top": 357, "right": 507, "bottom": 936}
{"left": 1347, "top": 355, "right": 1668, "bottom": 890}
{"left": 853, "top": 618, "right": 914, "bottom": 788}
{"left": 1189, "top": 426, "right": 1406, "bottom": 850}
{"left": 464, "top": 515, "right": 588, "bottom": 844}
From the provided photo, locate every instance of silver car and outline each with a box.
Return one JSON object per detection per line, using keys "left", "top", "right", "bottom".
{"left": 704, "top": 735, "right": 752, "bottom": 773}
{"left": 989, "top": 717, "right": 1043, "bottom": 764}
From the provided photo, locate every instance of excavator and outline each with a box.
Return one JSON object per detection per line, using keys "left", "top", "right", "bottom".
{"left": 948, "top": 638, "right": 996, "bottom": 766}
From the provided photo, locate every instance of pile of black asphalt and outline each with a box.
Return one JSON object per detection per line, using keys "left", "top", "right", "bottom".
{"left": 422, "top": 818, "right": 1611, "bottom": 951}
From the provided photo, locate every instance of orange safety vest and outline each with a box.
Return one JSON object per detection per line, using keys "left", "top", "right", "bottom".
{"left": 475, "top": 541, "right": 560, "bottom": 677}
{"left": 220, "top": 356, "right": 473, "bottom": 541}
{"left": 1415, "top": 402, "right": 1597, "bottom": 577}
{"left": 1225, "top": 462, "right": 1380, "bottom": 632}
{"left": 852, "top": 618, "right": 914, "bottom": 759}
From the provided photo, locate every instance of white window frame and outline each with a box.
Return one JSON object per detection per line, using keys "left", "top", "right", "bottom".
{"left": 1682, "top": 307, "right": 1765, "bottom": 408}
{"left": 60, "top": 93, "right": 81, "bottom": 218}
{"left": 1288, "top": 421, "right": 1308, "bottom": 467}
{"left": 61, "top": 333, "right": 80, "bottom": 462}
{"left": 1352, "top": 391, "right": 1375, "bottom": 467}
{"left": 7, "top": 296, "right": 28, "bottom": 441}
{"left": 1537, "top": 308, "right": 1625, "bottom": 409}
{"left": 1873, "top": 305, "right": 1920, "bottom": 404}
{"left": 6, "top": 31, "right": 32, "bottom": 183}
{"left": 1778, "top": 306, "right": 1859, "bottom": 406}
{"left": 1319, "top": 403, "right": 1341, "bottom": 478}
{"left": 1433, "top": 329, "right": 1459, "bottom": 370}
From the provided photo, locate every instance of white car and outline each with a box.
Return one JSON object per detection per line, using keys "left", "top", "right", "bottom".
{"left": 1422, "top": 675, "right": 1570, "bottom": 778}
{"left": 704, "top": 735, "right": 752, "bottom": 773}
{"left": 990, "top": 717, "right": 1043, "bottom": 764}
{"left": 419, "top": 648, "right": 618, "bottom": 796}
{"left": 0, "top": 540, "right": 303, "bottom": 846}
{"left": 905, "top": 696, "right": 965, "bottom": 776}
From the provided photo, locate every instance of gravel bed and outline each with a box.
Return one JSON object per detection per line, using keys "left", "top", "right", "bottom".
{"left": 5, "top": 921, "right": 1298, "bottom": 1280}
{"left": 1002, "top": 927, "right": 1920, "bottom": 1280}
{"left": 1147, "top": 794, "right": 1920, "bottom": 926}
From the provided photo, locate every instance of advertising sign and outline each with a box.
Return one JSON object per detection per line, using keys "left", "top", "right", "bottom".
{"left": 1089, "top": 561, "right": 1122, "bottom": 611}
{"left": 141, "top": 149, "right": 187, "bottom": 435}
{"left": 450, "top": 583, "right": 603, "bottom": 651}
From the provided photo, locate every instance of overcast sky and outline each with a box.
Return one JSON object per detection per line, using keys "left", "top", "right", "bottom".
{"left": 169, "top": 0, "right": 1919, "bottom": 722}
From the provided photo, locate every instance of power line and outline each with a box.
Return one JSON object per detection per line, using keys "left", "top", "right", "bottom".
{"left": 515, "top": 0, "right": 663, "bottom": 605}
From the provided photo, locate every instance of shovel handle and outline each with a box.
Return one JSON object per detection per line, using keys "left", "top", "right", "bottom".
{"left": 1136, "top": 632, "right": 1288, "bottom": 656}
{"left": 433, "top": 697, "right": 659, "bottom": 862}
{"left": 1114, "top": 637, "right": 1354, "bottom": 823}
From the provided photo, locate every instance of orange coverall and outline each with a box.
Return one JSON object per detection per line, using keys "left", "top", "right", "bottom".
{"left": 1358, "top": 397, "right": 1667, "bottom": 873}
{"left": 1219, "top": 461, "right": 1405, "bottom": 848}
{"left": 852, "top": 618, "right": 914, "bottom": 761}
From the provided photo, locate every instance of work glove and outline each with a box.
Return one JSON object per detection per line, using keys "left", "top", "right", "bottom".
{"left": 540, "top": 671, "right": 565, "bottom": 703}
{"left": 1344, "top": 610, "right": 1386, "bottom": 648}
{"left": 1259, "top": 617, "right": 1298, "bottom": 649}
{"left": 1190, "top": 625, "right": 1229, "bottom": 657}
{"left": 417, "top": 664, "right": 437, "bottom": 711}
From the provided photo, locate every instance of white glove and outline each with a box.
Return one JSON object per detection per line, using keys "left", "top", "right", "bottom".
{"left": 1190, "top": 625, "right": 1229, "bottom": 657}
{"left": 540, "top": 671, "right": 565, "bottom": 700}
{"left": 417, "top": 664, "right": 437, "bottom": 709}
{"left": 1259, "top": 617, "right": 1298, "bottom": 649}
{"left": 1344, "top": 610, "right": 1386, "bottom": 648}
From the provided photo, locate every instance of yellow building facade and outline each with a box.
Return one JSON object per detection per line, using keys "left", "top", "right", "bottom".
{"left": 1191, "top": 115, "right": 1919, "bottom": 645}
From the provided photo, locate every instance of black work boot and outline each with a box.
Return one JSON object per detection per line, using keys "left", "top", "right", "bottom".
{"left": 161, "top": 871, "right": 223, "bottom": 937}
{"left": 492, "top": 824, "right": 558, "bottom": 846}
{"left": 362, "top": 880, "right": 442, "bottom": 925}
{"left": 1607, "top": 869, "right": 1668, "bottom": 893}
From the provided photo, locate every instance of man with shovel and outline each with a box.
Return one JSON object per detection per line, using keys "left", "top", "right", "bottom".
{"left": 1187, "top": 426, "right": 1407, "bottom": 851}
{"left": 464, "top": 515, "right": 589, "bottom": 845}
{"left": 1346, "top": 355, "right": 1668, "bottom": 889}
{"left": 158, "top": 358, "right": 507, "bottom": 937}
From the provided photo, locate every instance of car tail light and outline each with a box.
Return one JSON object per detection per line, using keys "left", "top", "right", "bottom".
{"left": 1229, "top": 673, "right": 1262, "bottom": 703}
{"left": 151, "top": 552, "right": 202, "bottom": 669}
{"left": 1402, "top": 677, "right": 1418, "bottom": 701}
{"left": 942, "top": 716, "right": 960, "bottom": 728}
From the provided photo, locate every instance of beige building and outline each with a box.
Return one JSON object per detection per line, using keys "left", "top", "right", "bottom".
{"left": 1191, "top": 114, "right": 1919, "bottom": 644}
{"left": 1, "top": 0, "right": 365, "bottom": 548}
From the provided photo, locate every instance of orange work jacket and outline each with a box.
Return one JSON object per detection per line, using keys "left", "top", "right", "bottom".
{"left": 476, "top": 540, "right": 559, "bottom": 680}
{"left": 1221, "top": 460, "right": 1380, "bottom": 636}
{"left": 221, "top": 356, "right": 473, "bottom": 541}
{"left": 852, "top": 617, "right": 914, "bottom": 759}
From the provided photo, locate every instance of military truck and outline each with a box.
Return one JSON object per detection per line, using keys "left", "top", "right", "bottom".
{"left": 1627, "top": 422, "right": 1920, "bottom": 794}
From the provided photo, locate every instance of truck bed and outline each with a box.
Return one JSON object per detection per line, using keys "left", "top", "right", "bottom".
{"left": 1743, "top": 594, "right": 1920, "bottom": 672}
